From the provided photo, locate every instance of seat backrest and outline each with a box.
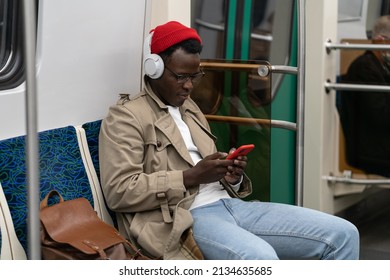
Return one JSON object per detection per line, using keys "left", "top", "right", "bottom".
{"left": 81, "top": 120, "right": 102, "bottom": 180}
{"left": 78, "top": 120, "right": 116, "bottom": 226}
{"left": 0, "top": 126, "right": 95, "bottom": 256}
{"left": 0, "top": 183, "right": 27, "bottom": 259}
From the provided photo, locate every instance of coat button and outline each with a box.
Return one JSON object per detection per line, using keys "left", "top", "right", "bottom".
{"left": 157, "top": 141, "right": 162, "bottom": 147}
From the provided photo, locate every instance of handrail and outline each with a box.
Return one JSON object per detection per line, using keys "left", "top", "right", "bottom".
{"left": 194, "top": 19, "right": 224, "bottom": 32}
{"left": 323, "top": 175, "right": 390, "bottom": 185}
{"left": 270, "top": 65, "right": 298, "bottom": 75}
{"left": 204, "top": 115, "right": 297, "bottom": 131}
{"left": 257, "top": 65, "right": 298, "bottom": 77}
{"left": 325, "top": 81, "right": 390, "bottom": 93}
{"left": 201, "top": 61, "right": 266, "bottom": 71}
{"left": 325, "top": 39, "right": 390, "bottom": 53}
{"left": 200, "top": 62, "right": 298, "bottom": 78}
{"left": 195, "top": 18, "right": 273, "bottom": 42}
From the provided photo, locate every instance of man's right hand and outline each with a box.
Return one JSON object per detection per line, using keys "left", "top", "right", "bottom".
{"left": 183, "top": 152, "right": 232, "bottom": 187}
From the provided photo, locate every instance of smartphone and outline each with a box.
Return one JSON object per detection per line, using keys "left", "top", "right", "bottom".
{"left": 226, "top": 144, "right": 255, "bottom": 160}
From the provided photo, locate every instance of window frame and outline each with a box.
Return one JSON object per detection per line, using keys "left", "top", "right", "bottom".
{"left": 0, "top": 0, "right": 24, "bottom": 91}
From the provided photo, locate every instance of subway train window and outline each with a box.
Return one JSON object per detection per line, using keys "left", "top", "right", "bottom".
{"left": 338, "top": 0, "right": 365, "bottom": 22}
{"left": 191, "top": 0, "right": 294, "bottom": 64}
{"left": 0, "top": 0, "right": 24, "bottom": 90}
{"left": 191, "top": 0, "right": 295, "bottom": 106}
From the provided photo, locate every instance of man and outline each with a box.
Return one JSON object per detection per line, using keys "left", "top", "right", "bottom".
{"left": 340, "top": 15, "right": 390, "bottom": 177}
{"left": 99, "top": 21, "right": 359, "bottom": 260}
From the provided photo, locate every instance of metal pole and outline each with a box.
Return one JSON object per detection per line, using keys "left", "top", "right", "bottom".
{"left": 22, "top": 0, "right": 40, "bottom": 260}
{"left": 205, "top": 115, "right": 297, "bottom": 131}
{"left": 325, "top": 41, "right": 390, "bottom": 52}
{"left": 295, "top": 0, "right": 305, "bottom": 206}
{"left": 325, "top": 82, "right": 390, "bottom": 93}
{"left": 323, "top": 175, "right": 390, "bottom": 185}
{"left": 270, "top": 65, "right": 298, "bottom": 75}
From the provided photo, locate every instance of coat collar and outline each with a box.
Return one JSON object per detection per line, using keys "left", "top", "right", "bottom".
{"left": 144, "top": 81, "right": 217, "bottom": 165}
{"left": 144, "top": 80, "right": 202, "bottom": 115}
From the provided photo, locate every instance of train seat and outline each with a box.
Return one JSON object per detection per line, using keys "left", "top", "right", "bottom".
{"left": 80, "top": 120, "right": 102, "bottom": 181}
{"left": 0, "top": 125, "right": 108, "bottom": 258}
{"left": 0, "top": 183, "right": 27, "bottom": 260}
{"left": 75, "top": 120, "right": 115, "bottom": 226}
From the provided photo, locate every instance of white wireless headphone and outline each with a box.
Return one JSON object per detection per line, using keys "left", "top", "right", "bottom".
{"left": 143, "top": 32, "right": 165, "bottom": 79}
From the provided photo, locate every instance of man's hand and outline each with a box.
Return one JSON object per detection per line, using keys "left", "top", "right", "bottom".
{"left": 183, "top": 152, "right": 231, "bottom": 187}
{"left": 224, "top": 148, "right": 247, "bottom": 185}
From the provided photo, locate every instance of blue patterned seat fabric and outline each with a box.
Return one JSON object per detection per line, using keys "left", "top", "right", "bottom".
{"left": 0, "top": 126, "right": 94, "bottom": 255}
{"left": 81, "top": 119, "right": 118, "bottom": 227}
{"left": 82, "top": 120, "right": 102, "bottom": 181}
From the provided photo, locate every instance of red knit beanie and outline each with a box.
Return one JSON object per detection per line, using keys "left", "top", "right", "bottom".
{"left": 150, "top": 21, "right": 202, "bottom": 54}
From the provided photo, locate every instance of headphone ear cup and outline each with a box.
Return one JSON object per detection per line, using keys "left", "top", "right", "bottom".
{"left": 144, "top": 53, "right": 164, "bottom": 79}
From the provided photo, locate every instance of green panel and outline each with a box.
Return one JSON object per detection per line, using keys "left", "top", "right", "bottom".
{"left": 225, "top": 0, "right": 237, "bottom": 59}
{"left": 240, "top": 0, "right": 252, "bottom": 60}
{"left": 270, "top": 3, "right": 298, "bottom": 205}
{"left": 237, "top": 75, "right": 271, "bottom": 202}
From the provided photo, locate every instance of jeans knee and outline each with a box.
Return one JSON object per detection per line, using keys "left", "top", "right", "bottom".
{"left": 349, "top": 226, "right": 360, "bottom": 253}
{"left": 343, "top": 220, "right": 360, "bottom": 245}
{"left": 335, "top": 220, "right": 360, "bottom": 259}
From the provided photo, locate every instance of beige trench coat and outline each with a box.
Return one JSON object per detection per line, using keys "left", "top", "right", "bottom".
{"left": 99, "top": 82, "right": 252, "bottom": 259}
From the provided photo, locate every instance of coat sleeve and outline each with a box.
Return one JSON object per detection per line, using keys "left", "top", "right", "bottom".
{"left": 220, "top": 173, "right": 252, "bottom": 199}
{"left": 99, "top": 103, "right": 187, "bottom": 213}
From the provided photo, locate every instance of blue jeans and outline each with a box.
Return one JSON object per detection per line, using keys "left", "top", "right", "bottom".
{"left": 190, "top": 198, "right": 359, "bottom": 260}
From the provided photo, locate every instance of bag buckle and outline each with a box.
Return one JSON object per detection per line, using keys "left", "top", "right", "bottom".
{"left": 156, "top": 191, "right": 166, "bottom": 200}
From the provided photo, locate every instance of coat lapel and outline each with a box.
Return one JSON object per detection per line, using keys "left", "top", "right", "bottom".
{"left": 154, "top": 114, "right": 194, "bottom": 165}
{"left": 145, "top": 84, "right": 216, "bottom": 165}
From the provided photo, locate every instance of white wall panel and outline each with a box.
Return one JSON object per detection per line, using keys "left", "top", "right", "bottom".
{"left": 0, "top": 0, "right": 148, "bottom": 140}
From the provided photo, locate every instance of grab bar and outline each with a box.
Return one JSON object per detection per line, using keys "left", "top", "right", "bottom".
{"left": 204, "top": 115, "right": 297, "bottom": 131}
{"left": 195, "top": 18, "right": 273, "bottom": 42}
{"left": 325, "top": 81, "right": 390, "bottom": 93}
{"left": 323, "top": 174, "right": 390, "bottom": 185}
{"left": 325, "top": 39, "right": 390, "bottom": 53}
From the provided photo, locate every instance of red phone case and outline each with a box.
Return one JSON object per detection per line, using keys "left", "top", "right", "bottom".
{"left": 226, "top": 144, "right": 255, "bottom": 160}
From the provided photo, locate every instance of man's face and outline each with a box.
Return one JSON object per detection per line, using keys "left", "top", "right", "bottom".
{"left": 151, "top": 48, "right": 202, "bottom": 107}
{"left": 374, "top": 35, "right": 390, "bottom": 67}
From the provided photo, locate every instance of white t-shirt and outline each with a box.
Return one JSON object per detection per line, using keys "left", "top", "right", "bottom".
{"left": 167, "top": 106, "right": 240, "bottom": 210}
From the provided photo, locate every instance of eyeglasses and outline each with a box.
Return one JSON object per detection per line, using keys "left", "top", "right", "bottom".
{"left": 164, "top": 66, "right": 205, "bottom": 84}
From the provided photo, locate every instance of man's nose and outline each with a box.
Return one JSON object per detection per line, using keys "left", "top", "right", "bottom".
{"left": 182, "top": 78, "right": 194, "bottom": 89}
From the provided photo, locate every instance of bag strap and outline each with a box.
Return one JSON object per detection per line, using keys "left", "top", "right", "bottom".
{"left": 156, "top": 172, "right": 173, "bottom": 223}
{"left": 40, "top": 190, "right": 64, "bottom": 210}
{"left": 123, "top": 239, "right": 154, "bottom": 260}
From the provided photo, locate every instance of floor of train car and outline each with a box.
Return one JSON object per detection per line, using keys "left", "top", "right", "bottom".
{"left": 336, "top": 188, "right": 390, "bottom": 260}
